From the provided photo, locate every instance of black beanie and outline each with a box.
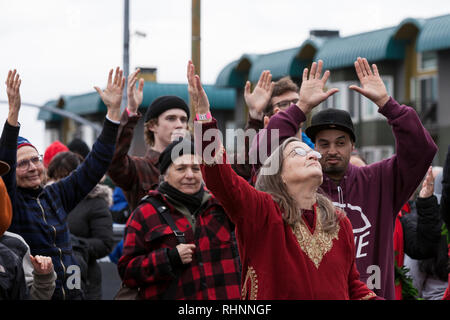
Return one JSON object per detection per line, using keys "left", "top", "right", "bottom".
{"left": 144, "top": 95, "right": 190, "bottom": 123}
{"left": 158, "top": 138, "right": 196, "bottom": 175}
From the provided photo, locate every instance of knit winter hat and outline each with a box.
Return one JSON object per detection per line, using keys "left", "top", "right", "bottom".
{"left": 43, "top": 141, "right": 69, "bottom": 168}
{"left": 144, "top": 96, "right": 190, "bottom": 123}
{"left": 158, "top": 138, "right": 196, "bottom": 175}
{"left": 17, "top": 136, "right": 38, "bottom": 151}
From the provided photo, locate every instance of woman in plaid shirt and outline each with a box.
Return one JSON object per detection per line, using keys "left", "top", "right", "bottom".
{"left": 118, "top": 138, "right": 241, "bottom": 300}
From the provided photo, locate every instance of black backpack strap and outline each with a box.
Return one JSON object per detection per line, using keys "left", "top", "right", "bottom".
{"left": 139, "top": 195, "right": 186, "bottom": 299}
{"left": 140, "top": 195, "right": 186, "bottom": 244}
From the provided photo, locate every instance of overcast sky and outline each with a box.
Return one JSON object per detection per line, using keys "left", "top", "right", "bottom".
{"left": 1, "top": 0, "right": 449, "bottom": 152}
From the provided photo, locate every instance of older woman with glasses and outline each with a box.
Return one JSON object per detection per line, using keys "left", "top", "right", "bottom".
{"left": 0, "top": 68, "right": 123, "bottom": 300}
{"left": 188, "top": 60, "right": 379, "bottom": 300}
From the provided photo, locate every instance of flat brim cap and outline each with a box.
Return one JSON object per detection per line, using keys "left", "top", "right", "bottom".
{"left": 305, "top": 108, "right": 356, "bottom": 142}
{"left": 0, "top": 160, "right": 10, "bottom": 176}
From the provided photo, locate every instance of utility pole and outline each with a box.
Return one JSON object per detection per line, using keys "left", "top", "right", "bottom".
{"left": 191, "top": 0, "right": 201, "bottom": 120}
{"left": 122, "top": 0, "right": 130, "bottom": 113}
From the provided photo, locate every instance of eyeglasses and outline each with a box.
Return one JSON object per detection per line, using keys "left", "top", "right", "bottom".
{"left": 17, "top": 155, "right": 43, "bottom": 171}
{"left": 288, "top": 147, "right": 322, "bottom": 160}
{"left": 273, "top": 99, "right": 299, "bottom": 109}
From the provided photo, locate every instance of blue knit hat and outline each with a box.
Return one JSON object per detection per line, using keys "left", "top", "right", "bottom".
{"left": 17, "top": 136, "right": 38, "bottom": 151}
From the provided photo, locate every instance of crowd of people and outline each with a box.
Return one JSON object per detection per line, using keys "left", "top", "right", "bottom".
{"left": 0, "top": 58, "right": 448, "bottom": 300}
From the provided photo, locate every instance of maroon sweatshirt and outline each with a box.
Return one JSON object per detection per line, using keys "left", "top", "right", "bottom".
{"left": 259, "top": 97, "right": 437, "bottom": 299}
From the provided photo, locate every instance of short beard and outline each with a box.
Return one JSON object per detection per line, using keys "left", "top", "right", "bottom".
{"left": 322, "top": 164, "right": 346, "bottom": 177}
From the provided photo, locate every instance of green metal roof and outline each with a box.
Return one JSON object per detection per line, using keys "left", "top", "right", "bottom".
{"left": 215, "top": 60, "right": 242, "bottom": 87}
{"left": 63, "top": 82, "right": 236, "bottom": 116}
{"left": 37, "top": 99, "right": 62, "bottom": 121}
{"left": 315, "top": 27, "right": 406, "bottom": 70}
{"left": 215, "top": 54, "right": 261, "bottom": 88}
{"left": 416, "top": 14, "right": 450, "bottom": 52}
{"left": 64, "top": 92, "right": 106, "bottom": 115}
{"left": 248, "top": 47, "right": 308, "bottom": 82}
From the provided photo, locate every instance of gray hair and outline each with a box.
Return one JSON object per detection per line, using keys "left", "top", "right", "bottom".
{"left": 255, "top": 137, "right": 341, "bottom": 232}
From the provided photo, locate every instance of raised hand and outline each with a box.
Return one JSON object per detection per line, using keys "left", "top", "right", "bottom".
{"left": 30, "top": 255, "right": 54, "bottom": 275}
{"left": 244, "top": 70, "right": 274, "bottom": 120}
{"left": 349, "top": 57, "right": 389, "bottom": 108}
{"left": 94, "top": 67, "right": 125, "bottom": 122}
{"left": 127, "top": 68, "right": 144, "bottom": 114}
{"left": 187, "top": 60, "right": 210, "bottom": 119}
{"left": 5, "top": 69, "right": 22, "bottom": 126}
{"left": 297, "top": 60, "right": 339, "bottom": 114}
{"left": 419, "top": 166, "right": 435, "bottom": 198}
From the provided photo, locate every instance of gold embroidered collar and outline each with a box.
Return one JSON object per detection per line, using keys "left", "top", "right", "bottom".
{"left": 291, "top": 205, "right": 340, "bottom": 269}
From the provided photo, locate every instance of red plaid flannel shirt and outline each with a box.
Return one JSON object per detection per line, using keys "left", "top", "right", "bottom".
{"left": 117, "top": 190, "right": 241, "bottom": 300}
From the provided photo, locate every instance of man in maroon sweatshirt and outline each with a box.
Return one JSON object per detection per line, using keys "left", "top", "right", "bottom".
{"left": 257, "top": 57, "right": 437, "bottom": 299}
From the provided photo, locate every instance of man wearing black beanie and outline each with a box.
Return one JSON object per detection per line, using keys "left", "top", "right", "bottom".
{"left": 108, "top": 69, "right": 190, "bottom": 211}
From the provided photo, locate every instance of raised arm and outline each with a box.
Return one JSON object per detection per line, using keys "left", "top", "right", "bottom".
{"left": 402, "top": 167, "right": 442, "bottom": 259}
{"left": 0, "top": 70, "right": 22, "bottom": 211}
{"left": 253, "top": 61, "right": 338, "bottom": 173}
{"left": 187, "top": 61, "right": 269, "bottom": 227}
{"left": 51, "top": 68, "right": 123, "bottom": 212}
{"left": 350, "top": 57, "right": 437, "bottom": 214}
{"left": 107, "top": 69, "right": 146, "bottom": 194}
{"left": 244, "top": 70, "right": 274, "bottom": 121}
{"left": 5, "top": 69, "right": 21, "bottom": 127}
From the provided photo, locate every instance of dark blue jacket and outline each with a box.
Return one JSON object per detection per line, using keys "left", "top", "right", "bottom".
{"left": 0, "top": 119, "right": 118, "bottom": 300}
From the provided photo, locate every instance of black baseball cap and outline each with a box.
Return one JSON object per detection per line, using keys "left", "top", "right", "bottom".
{"left": 305, "top": 108, "right": 356, "bottom": 142}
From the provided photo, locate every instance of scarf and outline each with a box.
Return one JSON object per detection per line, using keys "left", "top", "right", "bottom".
{"left": 158, "top": 181, "right": 205, "bottom": 215}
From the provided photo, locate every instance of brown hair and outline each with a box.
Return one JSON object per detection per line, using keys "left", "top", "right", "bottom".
{"left": 144, "top": 118, "right": 158, "bottom": 147}
{"left": 264, "top": 77, "right": 300, "bottom": 117}
{"left": 255, "top": 137, "right": 340, "bottom": 232}
{"left": 47, "top": 151, "right": 83, "bottom": 181}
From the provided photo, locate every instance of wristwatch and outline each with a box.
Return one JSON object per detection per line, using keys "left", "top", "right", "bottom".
{"left": 196, "top": 111, "right": 212, "bottom": 121}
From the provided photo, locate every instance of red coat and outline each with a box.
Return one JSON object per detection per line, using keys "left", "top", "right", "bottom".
{"left": 199, "top": 120, "right": 377, "bottom": 300}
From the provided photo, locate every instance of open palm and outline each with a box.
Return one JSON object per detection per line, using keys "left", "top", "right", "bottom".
{"left": 349, "top": 57, "right": 389, "bottom": 108}
{"left": 187, "top": 60, "right": 210, "bottom": 115}
{"left": 298, "top": 60, "right": 338, "bottom": 114}
{"left": 244, "top": 70, "right": 274, "bottom": 117}
{"left": 127, "top": 68, "right": 144, "bottom": 113}
{"left": 5, "top": 69, "right": 21, "bottom": 113}
{"left": 95, "top": 67, "right": 125, "bottom": 112}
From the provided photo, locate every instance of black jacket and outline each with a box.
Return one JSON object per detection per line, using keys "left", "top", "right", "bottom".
{"left": 67, "top": 184, "right": 114, "bottom": 300}
{"left": 0, "top": 240, "right": 28, "bottom": 300}
{"left": 400, "top": 197, "right": 442, "bottom": 259}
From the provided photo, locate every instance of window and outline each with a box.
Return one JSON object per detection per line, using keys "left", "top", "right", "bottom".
{"left": 410, "top": 75, "right": 438, "bottom": 113}
{"left": 418, "top": 51, "right": 437, "bottom": 71}
{"left": 360, "top": 145, "right": 394, "bottom": 164}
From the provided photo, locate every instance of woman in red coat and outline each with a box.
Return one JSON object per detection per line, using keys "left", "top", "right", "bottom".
{"left": 188, "top": 60, "right": 378, "bottom": 300}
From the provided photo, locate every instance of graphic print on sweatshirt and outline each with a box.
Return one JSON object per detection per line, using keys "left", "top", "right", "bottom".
{"left": 332, "top": 201, "right": 372, "bottom": 259}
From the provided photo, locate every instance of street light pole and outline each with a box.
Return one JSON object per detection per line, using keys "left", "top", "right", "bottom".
{"left": 122, "top": 0, "right": 130, "bottom": 113}
{"left": 191, "top": 0, "right": 201, "bottom": 123}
